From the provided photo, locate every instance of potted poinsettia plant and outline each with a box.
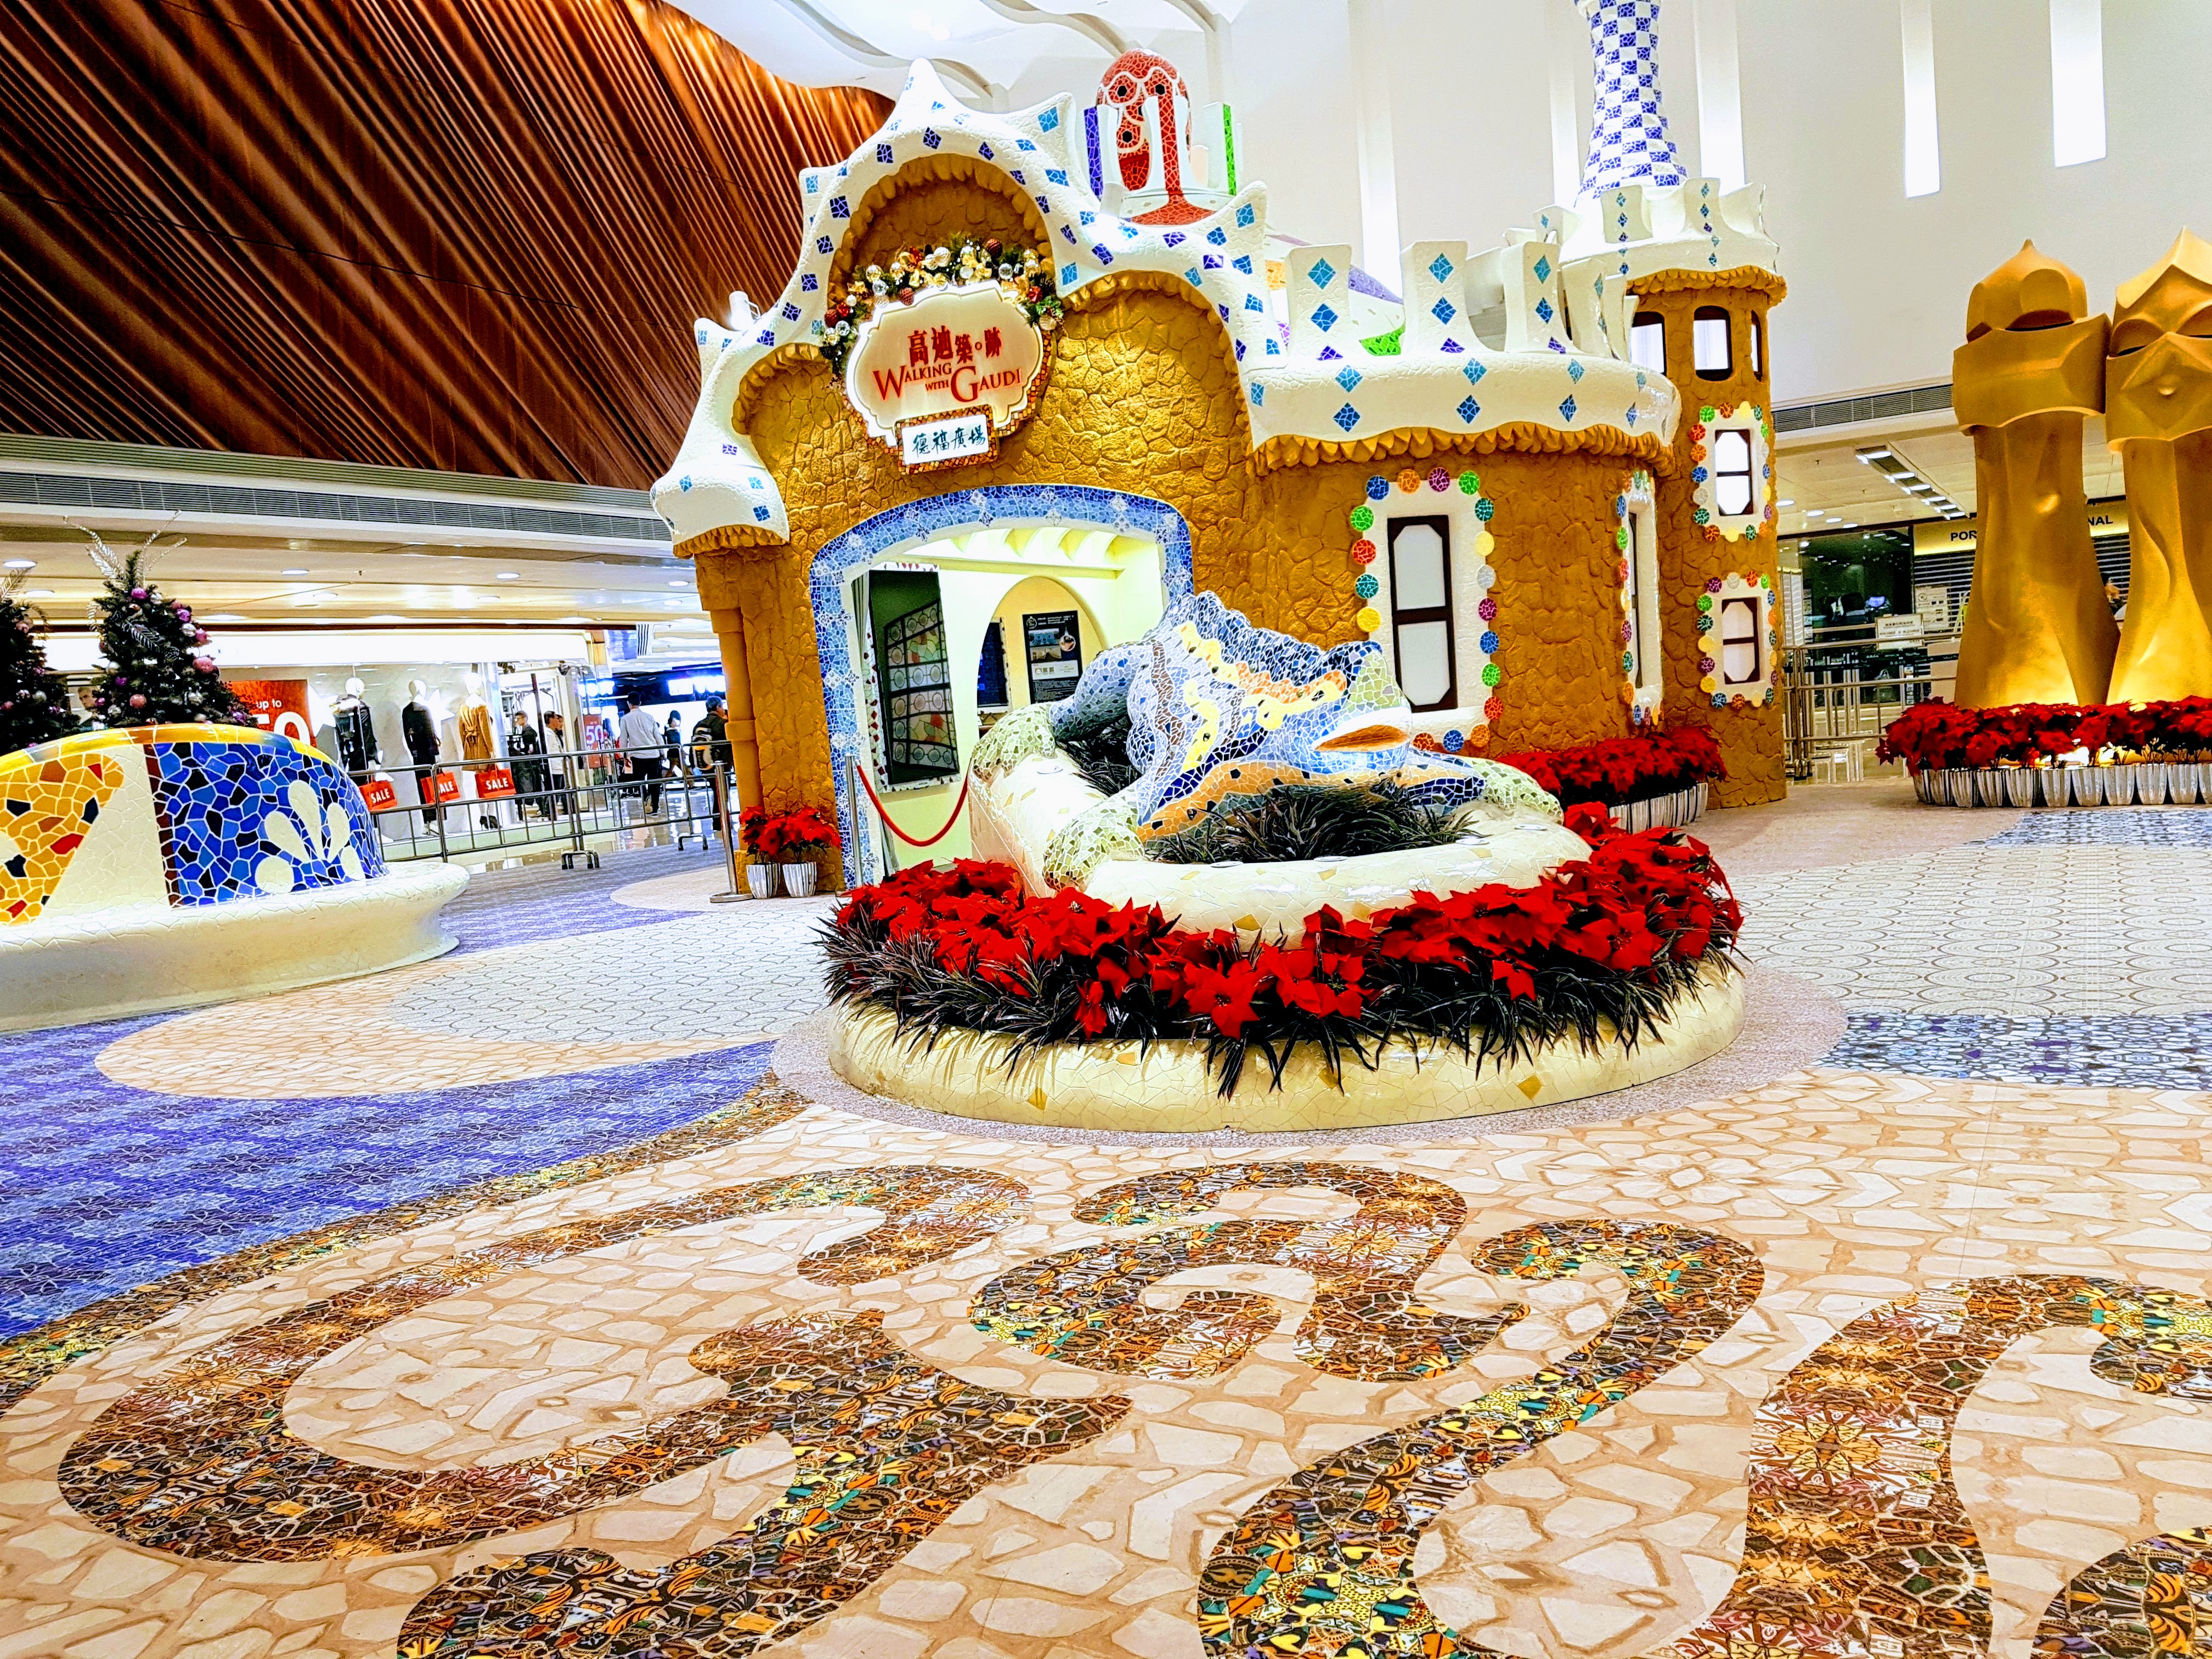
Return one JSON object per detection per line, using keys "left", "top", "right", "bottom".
{"left": 741, "top": 804, "right": 838, "bottom": 899}
{"left": 771, "top": 805, "right": 838, "bottom": 899}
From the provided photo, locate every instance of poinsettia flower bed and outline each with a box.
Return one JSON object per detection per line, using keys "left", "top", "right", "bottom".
{"left": 1877, "top": 697, "right": 2212, "bottom": 772}
{"left": 1494, "top": 728, "right": 1726, "bottom": 809}
{"left": 821, "top": 806, "right": 1741, "bottom": 1094}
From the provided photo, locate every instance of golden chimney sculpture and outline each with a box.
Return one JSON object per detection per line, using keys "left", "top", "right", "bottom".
{"left": 1949, "top": 243, "right": 2115, "bottom": 707}
{"left": 2106, "top": 229, "right": 2212, "bottom": 703}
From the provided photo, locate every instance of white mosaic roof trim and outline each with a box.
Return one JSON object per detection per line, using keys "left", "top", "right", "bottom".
{"left": 653, "top": 62, "right": 1685, "bottom": 551}
{"left": 1551, "top": 177, "right": 1782, "bottom": 315}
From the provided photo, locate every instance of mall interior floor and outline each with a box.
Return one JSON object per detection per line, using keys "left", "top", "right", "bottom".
{"left": 2, "top": 780, "right": 2209, "bottom": 1659}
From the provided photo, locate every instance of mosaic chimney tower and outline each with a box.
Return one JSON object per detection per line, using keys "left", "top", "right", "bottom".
{"left": 1558, "top": 0, "right": 1787, "bottom": 802}
{"left": 1949, "top": 243, "right": 2115, "bottom": 707}
{"left": 2107, "top": 229, "right": 2212, "bottom": 702}
{"left": 1576, "top": 0, "right": 1688, "bottom": 196}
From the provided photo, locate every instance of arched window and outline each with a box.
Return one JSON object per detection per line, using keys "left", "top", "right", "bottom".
{"left": 1712, "top": 428, "right": 1756, "bottom": 516}
{"left": 1693, "top": 305, "right": 1733, "bottom": 379}
{"left": 1386, "top": 516, "right": 1458, "bottom": 712}
{"left": 1718, "top": 592, "right": 1767, "bottom": 691}
{"left": 1629, "top": 309, "right": 1667, "bottom": 374}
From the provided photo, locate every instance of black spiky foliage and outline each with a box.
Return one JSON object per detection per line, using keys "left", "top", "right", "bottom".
{"left": 1148, "top": 780, "right": 1463, "bottom": 866}
{"left": 84, "top": 548, "right": 247, "bottom": 728}
{"left": 0, "top": 581, "right": 74, "bottom": 756}
{"left": 1059, "top": 708, "right": 1139, "bottom": 794}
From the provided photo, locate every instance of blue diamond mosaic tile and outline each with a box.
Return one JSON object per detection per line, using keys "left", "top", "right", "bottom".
{"left": 1308, "top": 256, "right": 1336, "bottom": 288}
{"left": 147, "top": 740, "right": 383, "bottom": 907}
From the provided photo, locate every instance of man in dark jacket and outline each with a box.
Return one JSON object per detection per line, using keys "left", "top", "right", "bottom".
{"left": 689, "top": 697, "right": 732, "bottom": 770}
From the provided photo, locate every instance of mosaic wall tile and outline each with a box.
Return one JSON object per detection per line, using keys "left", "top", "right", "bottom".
{"left": 59, "top": 1165, "right": 1030, "bottom": 1560}
{"left": 1826, "top": 1010, "right": 2212, "bottom": 1090}
{"left": 148, "top": 737, "right": 384, "bottom": 904}
{"left": 0, "top": 747, "right": 126, "bottom": 924}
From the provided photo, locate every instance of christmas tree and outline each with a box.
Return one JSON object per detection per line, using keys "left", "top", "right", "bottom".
{"left": 84, "top": 539, "right": 247, "bottom": 728}
{"left": 0, "top": 577, "right": 75, "bottom": 755}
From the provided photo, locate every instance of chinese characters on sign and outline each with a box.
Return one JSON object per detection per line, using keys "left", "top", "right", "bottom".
{"left": 899, "top": 413, "right": 994, "bottom": 469}
{"left": 845, "top": 283, "right": 1047, "bottom": 469}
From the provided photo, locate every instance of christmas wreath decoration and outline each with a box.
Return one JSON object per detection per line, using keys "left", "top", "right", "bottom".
{"left": 818, "top": 238, "right": 1064, "bottom": 378}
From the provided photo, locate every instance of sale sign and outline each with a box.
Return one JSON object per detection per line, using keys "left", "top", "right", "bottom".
{"left": 361, "top": 778, "right": 397, "bottom": 811}
{"left": 475, "top": 765, "right": 516, "bottom": 799}
{"left": 228, "top": 679, "right": 312, "bottom": 744}
{"left": 844, "top": 283, "right": 1046, "bottom": 454}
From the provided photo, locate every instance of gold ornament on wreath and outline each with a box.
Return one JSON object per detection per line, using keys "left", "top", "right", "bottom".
{"left": 819, "top": 238, "right": 1064, "bottom": 378}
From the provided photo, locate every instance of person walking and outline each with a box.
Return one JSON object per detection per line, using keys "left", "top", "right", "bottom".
{"left": 689, "top": 696, "right": 731, "bottom": 770}
{"left": 618, "top": 697, "right": 665, "bottom": 817}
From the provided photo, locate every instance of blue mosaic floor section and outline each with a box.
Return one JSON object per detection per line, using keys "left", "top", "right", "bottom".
{"left": 1829, "top": 1010, "right": 2212, "bottom": 1090}
{"left": 0, "top": 1035, "right": 774, "bottom": 1338}
{"left": 1977, "top": 808, "right": 2212, "bottom": 848}
{"left": 442, "top": 842, "right": 723, "bottom": 955}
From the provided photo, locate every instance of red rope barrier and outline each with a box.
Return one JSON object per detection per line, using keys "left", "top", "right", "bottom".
{"left": 854, "top": 764, "right": 972, "bottom": 848}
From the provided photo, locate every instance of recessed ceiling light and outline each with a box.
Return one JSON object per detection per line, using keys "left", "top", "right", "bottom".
{"left": 201, "top": 613, "right": 247, "bottom": 622}
{"left": 282, "top": 568, "right": 309, "bottom": 575}
{"left": 2, "top": 558, "right": 34, "bottom": 571}
{"left": 667, "top": 580, "right": 687, "bottom": 588}
{"left": 496, "top": 572, "right": 520, "bottom": 580}
{"left": 1777, "top": 498, "right": 1795, "bottom": 507}
{"left": 23, "top": 587, "right": 53, "bottom": 597}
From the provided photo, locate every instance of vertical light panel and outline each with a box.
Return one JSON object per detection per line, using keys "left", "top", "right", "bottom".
{"left": 1691, "top": 0, "right": 1746, "bottom": 193}
{"left": 1900, "top": 0, "right": 1941, "bottom": 197}
{"left": 1346, "top": 0, "right": 1401, "bottom": 276}
{"left": 1547, "top": 0, "right": 1584, "bottom": 205}
{"left": 2050, "top": 0, "right": 2106, "bottom": 166}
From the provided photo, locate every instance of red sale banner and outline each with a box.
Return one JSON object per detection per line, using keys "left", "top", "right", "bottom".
{"left": 433, "top": 770, "right": 462, "bottom": 803}
{"left": 476, "top": 765, "right": 516, "bottom": 799}
{"left": 227, "top": 679, "right": 312, "bottom": 744}
{"left": 360, "top": 778, "right": 397, "bottom": 811}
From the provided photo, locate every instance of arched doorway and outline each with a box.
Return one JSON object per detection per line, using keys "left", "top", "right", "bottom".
{"left": 808, "top": 486, "right": 1195, "bottom": 882}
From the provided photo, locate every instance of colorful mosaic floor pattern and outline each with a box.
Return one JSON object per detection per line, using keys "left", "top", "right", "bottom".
{"left": 3, "top": 786, "right": 2212, "bottom": 1659}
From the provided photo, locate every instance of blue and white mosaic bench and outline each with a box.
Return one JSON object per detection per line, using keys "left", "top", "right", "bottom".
{"left": 0, "top": 725, "right": 465, "bottom": 1032}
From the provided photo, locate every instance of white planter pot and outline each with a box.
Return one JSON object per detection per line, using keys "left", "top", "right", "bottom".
{"left": 746, "top": 864, "right": 779, "bottom": 899}
{"left": 2174, "top": 763, "right": 2205, "bottom": 806}
{"left": 1913, "top": 770, "right": 1938, "bottom": 804}
{"left": 781, "top": 862, "right": 820, "bottom": 898}
{"left": 2066, "top": 767, "right": 2102, "bottom": 806}
{"left": 1940, "top": 768, "right": 1973, "bottom": 806}
{"left": 1973, "top": 768, "right": 2010, "bottom": 808}
{"left": 2003, "top": 769, "right": 2037, "bottom": 808}
{"left": 2105, "top": 767, "right": 2137, "bottom": 806}
{"left": 2137, "top": 763, "right": 2170, "bottom": 806}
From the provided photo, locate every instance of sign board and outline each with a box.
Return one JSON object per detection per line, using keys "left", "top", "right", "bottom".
{"left": 900, "top": 408, "right": 995, "bottom": 470}
{"left": 1914, "top": 585, "right": 1953, "bottom": 630}
{"left": 475, "top": 765, "right": 516, "bottom": 799}
{"left": 845, "top": 283, "right": 1047, "bottom": 466}
{"left": 1874, "top": 614, "right": 1926, "bottom": 645}
{"left": 1024, "top": 610, "right": 1082, "bottom": 703}
{"left": 433, "top": 770, "right": 462, "bottom": 804}
{"left": 1912, "top": 501, "right": 2128, "bottom": 557}
{"left": 360, "top": 777, "right": 397, "bottom": 811}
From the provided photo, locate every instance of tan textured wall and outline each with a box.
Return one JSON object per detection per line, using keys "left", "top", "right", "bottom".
{"left": 698, "top": 173, "right": 1657, "bottom": 882}
{"left": 1642, "top": 286, "right": 1787, "bottom": 806}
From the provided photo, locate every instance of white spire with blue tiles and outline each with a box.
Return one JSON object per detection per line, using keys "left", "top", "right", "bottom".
{"left": 1576, "top": 0, "right": 1686, "bottom": 197}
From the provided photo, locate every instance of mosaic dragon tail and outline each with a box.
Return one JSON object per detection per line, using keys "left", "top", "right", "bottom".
{"left": 1195, "top": 1218, "right": 1765, "bottom": 1656}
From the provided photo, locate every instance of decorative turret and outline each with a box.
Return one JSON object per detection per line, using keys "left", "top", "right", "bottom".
{"left": 1950, "top": 242, "right": 2115, "bottom": 707}
{"left": 1576, "top": 0, "right": 1688, "bottom": 197}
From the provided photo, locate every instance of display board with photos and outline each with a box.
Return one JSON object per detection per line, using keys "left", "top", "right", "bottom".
{"left": 1024, "top": 610, "right": 1082, "bottom": 704}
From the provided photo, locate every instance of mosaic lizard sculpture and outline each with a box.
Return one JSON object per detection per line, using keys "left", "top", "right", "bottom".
{"left": 970, "top": 592, "right": 1575, "bottom": 927}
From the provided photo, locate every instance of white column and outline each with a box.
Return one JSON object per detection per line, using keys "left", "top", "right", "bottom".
{"left": 1690, "top": 0, "right": 1746, "bottom": 192}
{"left": 1346, "top": 0, "right": 1401, "bottom": 279}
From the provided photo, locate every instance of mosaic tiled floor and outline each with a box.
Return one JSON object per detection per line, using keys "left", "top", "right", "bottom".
{"left": 5, "top": 785, "right": 2212, "bottom": 1659}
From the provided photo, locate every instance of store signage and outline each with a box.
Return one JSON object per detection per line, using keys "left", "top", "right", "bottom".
{"left": 1911, "top": 501, "right": 2128, "bottom": 557}
{"left": 433, "top": 770, "right": 462, "bottom": 804}
{"left": 360, "top": 778, "right": 397, "bottom": 811}
{"left": 475, "top": 765, "right": 516, "bottom": 799}
{"left": 844, "top": 283, "right": 1046, "bottom": 465}
{"left": 1024, "top": 610, "right": 1082, "bottom": 703}
{"left": 900, "top": 409, "right": 994, "bottom": 470}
